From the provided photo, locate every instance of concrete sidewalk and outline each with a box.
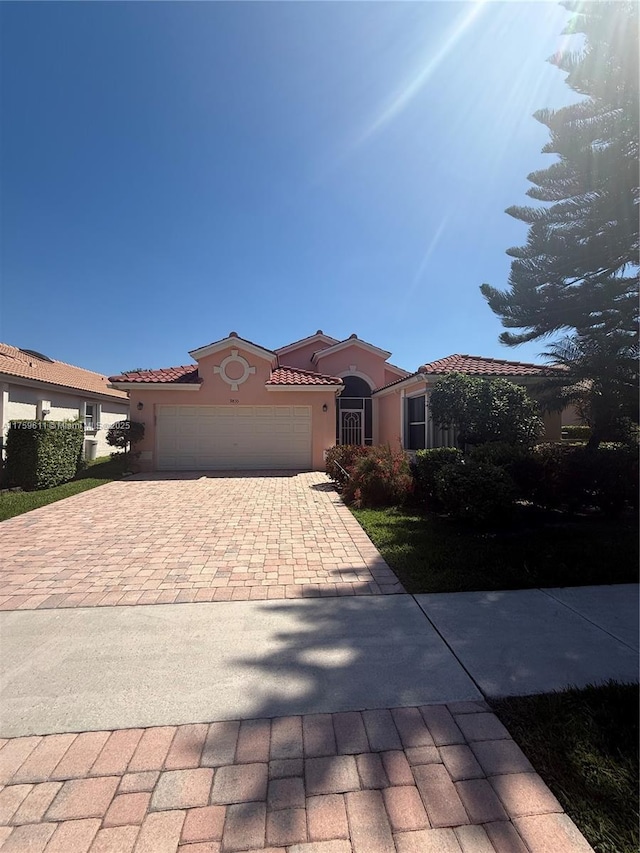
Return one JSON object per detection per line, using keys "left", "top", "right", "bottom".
{"left": 2, "top": 585, "right": 637, "bottom": 739}
{"left": 1, "top": 585, "right": 633, "bottom": 852}
{"left": 416, "top": 584, "right": 638, "bottom": 698}
{"left": 0, "top": 596, "right": 481, "bottom": 738}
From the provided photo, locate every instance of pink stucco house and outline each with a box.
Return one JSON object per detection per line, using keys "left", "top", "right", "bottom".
{"left": 108, "top": 331, "right": 561, "bottom": 472}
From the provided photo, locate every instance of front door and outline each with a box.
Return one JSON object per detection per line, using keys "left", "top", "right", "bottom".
{"left": 340, "top": 410, "right": 363, "bottom": 446}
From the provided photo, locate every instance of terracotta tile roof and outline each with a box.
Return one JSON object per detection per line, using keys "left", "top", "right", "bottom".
{"left": 267, "top": 366, "right": 343, "bottom": 386}
{"left": 373, "top": 354, "right": 557, "bottom": 393}
{"left": 418, "top": 354, "right": 552, "bottom": 376}
{"left": 0, "top": 342, "right": 128, "bottom": 399}
{"left": 108, "top": 365, "right": 201, "bottom": 384}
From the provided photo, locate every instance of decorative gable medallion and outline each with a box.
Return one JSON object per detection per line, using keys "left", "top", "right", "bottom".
{"left": 213, "top": 349, "right": 256, "bottom": 391}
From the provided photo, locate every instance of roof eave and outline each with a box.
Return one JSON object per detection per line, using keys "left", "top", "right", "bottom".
{"left": 275, "top": 333, "right": 340, "bottom": 356}
{"left": 312, "top": 339, "right": 392, "bottom": 364}
{"left": 265, "top": 384, "right": 343, "bottom": 392}
{"left": 108, "top": 382, "right": 202, "bottom": 391}
{"left": 189, "top": 336, "right": 276, "bottom": 363}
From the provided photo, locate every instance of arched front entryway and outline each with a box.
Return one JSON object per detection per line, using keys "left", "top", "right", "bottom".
{"left": 336, "top": 375, "right": 373, "bottom": 446}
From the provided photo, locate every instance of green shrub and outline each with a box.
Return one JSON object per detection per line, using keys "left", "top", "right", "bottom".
{"left": 562, "top": 424, "right": 591, "bottom": 441}
{"left": 325, "top": 445, "right": 371, "bottom": 485}
{"left": 435, "top": 460, "right": 516, "bottom": 523}
{"left": 429, "top": 372, "right": 543, "bottom": 447}
{"left": 412, "top": 447, "right": 463, "bottom": 506}
{"left": 469, "top": 442, "right": 542, "bottom": 501}
{"left": 106, "top": 420, "right": 145, "bottom": 452}
{"left": 533, "top": 443, "right": 638, "bottom": 514}
{"left": 342, "top": 445, "right": 413, "bottom": 508}
{"left": 106, "top": 420, "right": 145, "bottom": 473}
{"left": 5, "top": 420, "right": 85, "bottom": 490}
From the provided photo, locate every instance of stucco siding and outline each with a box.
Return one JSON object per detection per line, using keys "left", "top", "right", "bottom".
{"left": 315, "top": 345, "right": 388, "bottom": 389}
{"left": 377, "top": 390, "right": 403, "bottom": 448}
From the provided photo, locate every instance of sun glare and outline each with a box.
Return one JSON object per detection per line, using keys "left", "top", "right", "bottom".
{"left": 353, "top": 0, "right": 489, "bottom": 149}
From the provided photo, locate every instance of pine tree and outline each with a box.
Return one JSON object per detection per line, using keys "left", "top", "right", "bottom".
{"left": 481, "top": 1, "right": 639, "bottom": 345}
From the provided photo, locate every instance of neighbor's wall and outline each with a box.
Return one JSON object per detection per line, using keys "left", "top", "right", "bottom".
{"left": 129, "top": 345, "right": 337, "bottom": 472}
{"left": 3, "top": 382, "right": 129, "bottom": 458}
{"left": 561, "top": 404, "right": 583, "bottom": 427}
{"left": 541, "top": 409, "right": 562, "bottom": 441}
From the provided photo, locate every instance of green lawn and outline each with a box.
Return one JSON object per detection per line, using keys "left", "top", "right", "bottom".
{"left": 0, "top": 456, "right": 125, "bottom": 522}
{"left": 352, "top": 505, "right": 639, "bottom": 593}
{"left": 492, "top": 683, "right": 639, "bottom": 853}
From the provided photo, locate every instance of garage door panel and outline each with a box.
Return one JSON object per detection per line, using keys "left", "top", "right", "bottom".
{"left": 157, "top": 405, "right": 312, "bottom": 470}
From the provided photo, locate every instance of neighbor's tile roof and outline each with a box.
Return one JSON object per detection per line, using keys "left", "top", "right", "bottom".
{"left": 0, "top": 342, "right": 128, "bottom": 399}
{"left": 419, "top": 354, "right": 551, "bottom": 376}
{"left": 267, "top": 367, "right": 343, "bottom": 386}
{"left": 108, "top": 365, "right": 201, "bottom": 384}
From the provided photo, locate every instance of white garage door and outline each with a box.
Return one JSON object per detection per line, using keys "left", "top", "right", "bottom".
{"left": 156, "top": 405, "right": 312, "bottom": 470}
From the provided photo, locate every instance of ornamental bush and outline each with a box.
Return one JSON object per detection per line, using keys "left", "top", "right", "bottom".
{"left": 325, "top": 444, "right": 371, "bottom": 486}
{"left": 5, "top": 420, "right": 85, "bottom": 490}
{"left": 434, "top": 461, "right": 516, "bottom": 523}
{"left": 106, "top": 420, "right": 145, "bottom": 474}
{"left": 429, "top": 372, "right": 543, "bottom": 447}
{"left": 469, "top": 442, "right": 542, "bottom": 502}
{"left": 412, "top": 447, "right": 463, "bottom": 507}
{"left": 106, "top": 420, "right": 145, "bottom": 452}
{"left": 342, "top": 445, "right": 413, "bottom": 508}
{"left": 534, "top": 443, "right": 638, "bottom": 515}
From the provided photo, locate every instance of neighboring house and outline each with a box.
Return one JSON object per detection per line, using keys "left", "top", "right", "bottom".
{"left": 108, "top": 331, "right": 561, "bottom": 473}
{"left": 0, "top": 343, "right": 130, "bottom": 459}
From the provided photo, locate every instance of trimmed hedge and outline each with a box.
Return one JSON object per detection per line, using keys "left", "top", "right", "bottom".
{"left": 5, "top": 420, "right": 85, "bottom": 490}
{"left": 562, "top": 425, "right": 591, "bottom": 441}
{"left": 435, "top": 461, "right": 516, "bottom": 523}
{"left": 532, "top": 443, "right": 639, "bottom": 514}
{"left": 412, "top": 447, "right": 463, "bottom": 507}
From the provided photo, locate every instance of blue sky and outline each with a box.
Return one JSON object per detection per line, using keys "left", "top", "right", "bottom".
{"left": 1, "top": 1, "right": 576, "bottom": 377}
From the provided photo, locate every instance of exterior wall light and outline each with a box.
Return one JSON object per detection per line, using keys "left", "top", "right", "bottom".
{"left": 322, "top": 404, "right": 328, "bottom": 412}
{"left": 137, "top": 401, "right": 144, "bottom": 411}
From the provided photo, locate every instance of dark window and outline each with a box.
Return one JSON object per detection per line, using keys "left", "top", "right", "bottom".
{"left": 85, "top": 403, "right": 96, "bottom": 431}
{"left": 408, "top": 395, "right": 425, "bottom": 423}
{"left": 409, "top": 424, "right": 426, "bottom": 450}
{"left": 341, "top": 376, "right": 371, "bottom": 398}
{"left": 407, "top": 395, "right": 426, "bottom": 450}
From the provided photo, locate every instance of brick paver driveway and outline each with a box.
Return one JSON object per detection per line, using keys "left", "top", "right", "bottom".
{"left": 0, "top": 472, "right": 403, "bottom": 611}
{"left": 0, "top": 473, "right": 595, "bottom": 852}
{"left": 0, "top": 702, "right": 590, "bottom": 853}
